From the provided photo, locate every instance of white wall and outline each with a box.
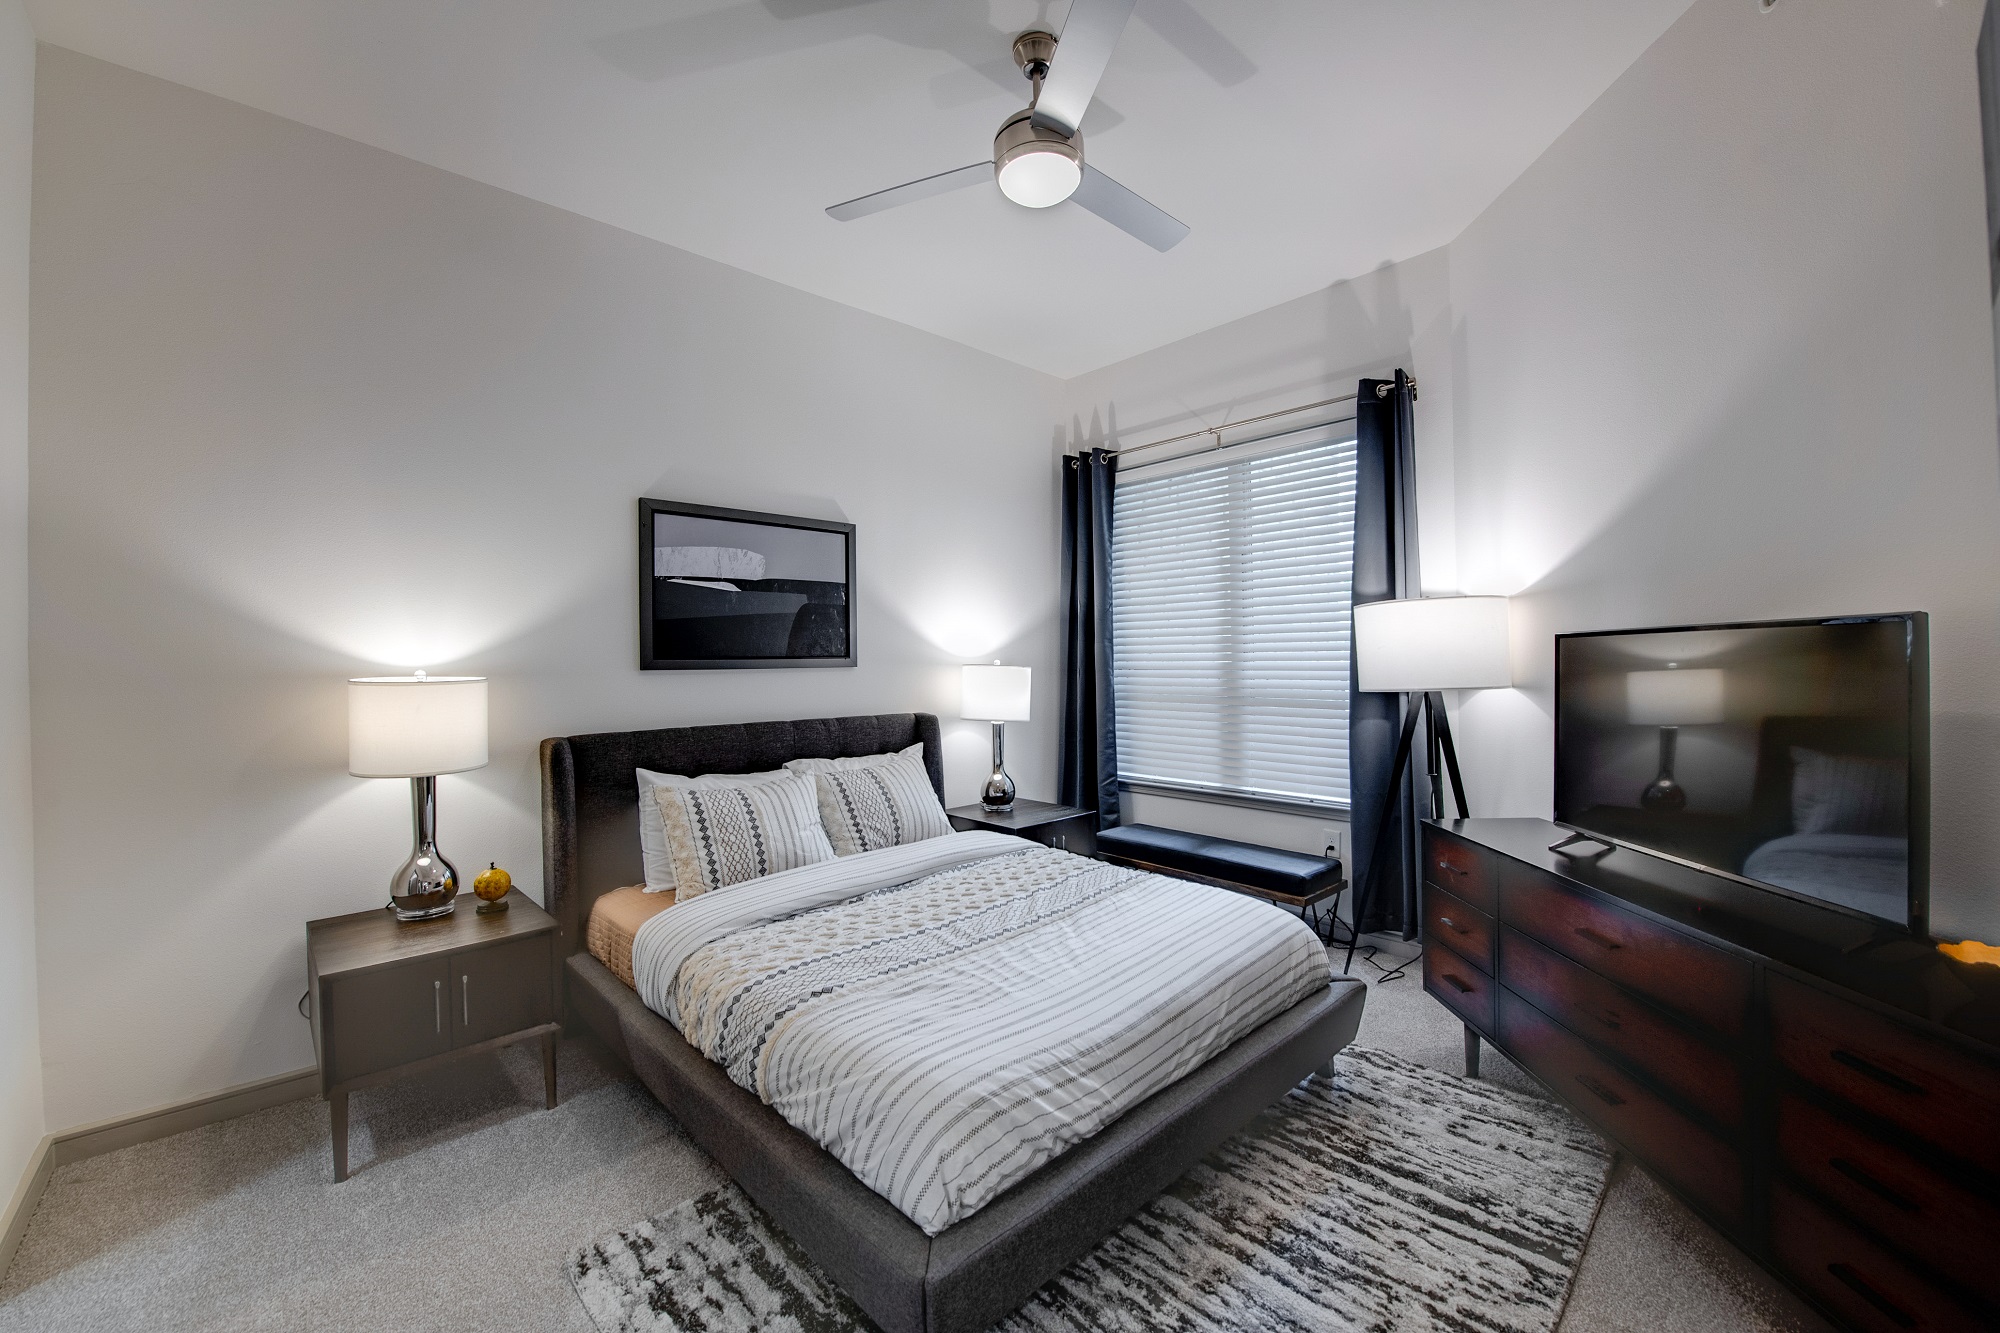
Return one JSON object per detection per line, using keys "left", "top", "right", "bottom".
{"left": 1447, "top": 0, "right": 2000, "bottom": 941}
{"left": 1059, "top": 244, "right": 1459, "bottom": 863}
{"left": 0, "top": 0, "right": 45, "bottom": 1198}
{"left": 28, "top": 48, "right": 1066, "bottom": 1129}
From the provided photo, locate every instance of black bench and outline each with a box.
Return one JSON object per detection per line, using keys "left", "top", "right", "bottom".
{"left": 1095, "top": 824, "right": 1346, "bottom": 943}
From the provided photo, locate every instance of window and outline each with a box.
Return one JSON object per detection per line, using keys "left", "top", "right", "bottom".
{"left": 1110, "top": 427, "right": 1357, "bottom": 808}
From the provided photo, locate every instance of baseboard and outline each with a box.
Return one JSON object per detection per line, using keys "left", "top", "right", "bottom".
{"left": 47, "top": 1066, "right": 319, "bottom": 1168}
{"left": 0, "top": 1133, "right": 53, "bottom": 1282}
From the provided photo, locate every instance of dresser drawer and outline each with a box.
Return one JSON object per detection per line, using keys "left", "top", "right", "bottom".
{"left": 1769, "top": 973, "right": 2000, "bottom": 1179}
{"left": 1422, "top": 828, "right": 1497, "bottom": 913}
{"left": 1424, "top": 944, "right": 1495, "bottom": 1037}
{"left": 1778, "top": 1094, "right": 2000, "bottom": 1310}
{"left": 1772, "top": 1182, "right": 1990, "bottom": 1333}
{"left": 1499, "top": 988, "right": 1744, "bottom": 1231}
{"left": 1423, "top": 884, "right": 1494, "bottom": 975}
{"left": 1501, "top": 868, "right": 1750, "bottom": 1040}
{"left": 1500, "top": 926, "right": 1742, "bottom": 1130}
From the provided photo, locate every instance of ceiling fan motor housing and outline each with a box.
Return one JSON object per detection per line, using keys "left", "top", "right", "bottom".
{"left": 994, "top": 109, "right": 1083, "bottom": 207}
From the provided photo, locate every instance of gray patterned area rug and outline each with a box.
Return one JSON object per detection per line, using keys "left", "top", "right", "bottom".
{"left": 567, "top": 1046, "right": 1610, "bottom": 1333}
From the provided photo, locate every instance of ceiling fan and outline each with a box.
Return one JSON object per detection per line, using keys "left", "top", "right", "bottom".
{"left": 824, "top": 0, "right": 1190, "bottom": 251}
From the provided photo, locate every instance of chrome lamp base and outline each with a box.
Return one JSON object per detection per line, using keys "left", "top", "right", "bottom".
{"left": 981, "top": 720, "right": 1017, "bottom": 812}
{"left": 389, "top": 775, "right": 460, "bottom": 920}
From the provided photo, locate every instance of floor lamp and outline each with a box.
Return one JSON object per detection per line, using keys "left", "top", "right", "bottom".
{"left": 1345, "top": 596, "right": 1511, "bottom": 973}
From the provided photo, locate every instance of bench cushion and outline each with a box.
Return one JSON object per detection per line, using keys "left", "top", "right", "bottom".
{"left": 1096, "top": 824, "right": 1343, "bottom": 903}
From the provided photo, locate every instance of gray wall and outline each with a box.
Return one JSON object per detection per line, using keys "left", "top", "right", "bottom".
{"left": 28, "top": 48, "right": 1065, "bottom": 1129}
{"left": 1447, "top": 0, "right": 2000, "bottom": 941}
{"left": 0, "top": 0, "right": 43, "bottom": 1201}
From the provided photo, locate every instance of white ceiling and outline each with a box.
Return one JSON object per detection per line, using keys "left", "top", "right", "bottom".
{"left": 27, "top": 0, "right": 1695, "bottom": 377}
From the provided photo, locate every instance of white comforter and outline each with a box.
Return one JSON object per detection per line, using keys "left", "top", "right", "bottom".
{"left": 631, "top": 831, "right": 1330, "bottom": 1234}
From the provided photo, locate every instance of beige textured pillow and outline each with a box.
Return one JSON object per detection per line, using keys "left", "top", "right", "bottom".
{"left": 652, "top": 772, "right": 836, "bottom": 902}
{"left": 636, "top": 766, "right": 790, "bottom": 895}
{"left": 809, "top": 751, "right": 953, "bottom": 856}
{"left": 783, "top": 742, "right": 926, "bottom": 775}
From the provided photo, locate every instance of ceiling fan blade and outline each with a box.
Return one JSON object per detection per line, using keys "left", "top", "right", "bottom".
{"left": 826, "top": 163, "right": 993, "bottom": 221}
{"left": 1035, "top": 0, "right": 1138, "bottom": 136}
{"left": 1070, "top": 164, "right": 1189, "bottom": 251}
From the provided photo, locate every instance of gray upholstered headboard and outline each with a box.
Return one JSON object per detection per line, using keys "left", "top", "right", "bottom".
{"left": 539, "top": 712, "right": 945, "bottom": 955}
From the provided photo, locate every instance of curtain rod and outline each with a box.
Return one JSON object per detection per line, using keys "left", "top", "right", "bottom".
{"left": 1106, "top": 376, "right": 1417, "bottom": 460}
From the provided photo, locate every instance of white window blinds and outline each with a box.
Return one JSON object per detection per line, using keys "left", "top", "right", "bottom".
{"left": 1110, "top": 428, "right": 1357, "bottom": 808}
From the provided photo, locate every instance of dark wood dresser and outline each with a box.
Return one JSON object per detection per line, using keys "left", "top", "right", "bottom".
{"left": 1423, "top": 818, "right": 2000, "bottom": 1333}
{"left": 307, "top": 889, "right": 561, "bottom": 1180}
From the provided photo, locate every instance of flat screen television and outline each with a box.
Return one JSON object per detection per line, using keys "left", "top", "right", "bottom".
{"left": 1554, "top": 613, "right": 1929, "bottom": 935}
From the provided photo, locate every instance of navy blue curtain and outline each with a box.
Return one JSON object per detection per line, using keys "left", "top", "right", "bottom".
{"left": 1349, "top": 371, "right": 1420, "bottom": 936}
{"left": 1058, "top": 448, "right": 1122, "bottom": 827}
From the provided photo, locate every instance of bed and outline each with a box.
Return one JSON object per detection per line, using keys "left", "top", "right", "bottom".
{"left": 541, "top": 712, "right": 1366, "bottom": 1333}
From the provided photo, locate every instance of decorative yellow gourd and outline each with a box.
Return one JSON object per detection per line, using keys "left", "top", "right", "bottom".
{"left": 1939, "top": 939, "right": 2000, "bottom": 968}
{"left": 473, "top": 862, "right": 512, "bottom": 914}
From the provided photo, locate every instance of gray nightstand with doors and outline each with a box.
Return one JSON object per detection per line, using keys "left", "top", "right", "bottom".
{"left": 305, "top": 889, "right": 559, "bottom": 1181}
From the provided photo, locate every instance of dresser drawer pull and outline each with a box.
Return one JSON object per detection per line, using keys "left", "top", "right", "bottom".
{"left": 434, "top": 979, "right": 442, "bottom": 1034}
{"left": 1827, "top": 1263, "right": 1918, "bottom": 1329}
{"left": 1436, "top": 860, "right": 1467, "bottom": 879}
{"left": 1573, "top": 926, "right": 1622, "bottom": 951}
{"left": 1575, "top": 1073, "right": 1627, "bottom": 1107}
{"left": 1596, "top": 1008, "right": 1623, "bottom": 1032}
{"left": 1830, "top": 1050, "right": 1926, "bottom": 1096}
{"left": 1438, "top": 916, "right": 1470, "bottom": 935}
{"left": 463, "top": 975, "right": 471, "bottom": 1026}
{"left": 1442, "top": 972, "right": 1475, "bottom": 995}
{"left": 1829, "top": 1158, "right": 1919, "bottom": 1214}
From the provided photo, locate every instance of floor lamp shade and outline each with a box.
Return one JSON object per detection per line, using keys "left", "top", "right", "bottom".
{"left": 1354, "top": 597, "right": 1512, "bottom": 693}
{"left": 349, "top": 676, "right": 489, "bottom": 777}
{"left": 961, "top": 664, "right": 1032, "bottom": 722}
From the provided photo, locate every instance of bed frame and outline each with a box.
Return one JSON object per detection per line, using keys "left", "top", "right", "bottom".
{"left": 541, "top": 712, "right": 1367, "bottom": 1333}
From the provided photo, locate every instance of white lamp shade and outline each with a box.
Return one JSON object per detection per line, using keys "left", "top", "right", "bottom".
{"left": 1354, "top": 597, "right": 1512, "bottom": 692}
{"left": 348, "top": 676, "right": 489, "bottom": 777}
{"left": 1626, "top": 668, "right": 1725, "bottom": 726}
{"left": 961, "top": 664, "right": 1031, "bottom": 722}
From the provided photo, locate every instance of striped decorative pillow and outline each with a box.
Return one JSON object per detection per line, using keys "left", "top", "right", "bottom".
{"left": 652, "top": 772, "right": 836, "bottom": 903}
{"left": 807, "top": 751, "right": 953, "bottom": 856}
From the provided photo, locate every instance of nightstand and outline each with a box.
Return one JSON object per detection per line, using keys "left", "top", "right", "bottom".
{"left": 947, "top": 799, "right": 1098, "bottom": 855}
{"left": 306, "top": 889, "right": 559, "bottom": 1181}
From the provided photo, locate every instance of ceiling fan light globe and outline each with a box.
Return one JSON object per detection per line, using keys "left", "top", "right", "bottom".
{"left": 997, "top": 150, "right": 1082, "bottom": 208}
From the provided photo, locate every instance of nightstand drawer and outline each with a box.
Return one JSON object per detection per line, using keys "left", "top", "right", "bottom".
{"left": 325, "top": 957, "right": 452, "bottom": 1084}
{"left": 450, "top": 936, "right": 554, "bottom": 1046}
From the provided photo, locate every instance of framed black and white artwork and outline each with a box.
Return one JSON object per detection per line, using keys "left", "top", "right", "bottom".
{"left": 638, "top": 499, "right": 856, "bottom": 670}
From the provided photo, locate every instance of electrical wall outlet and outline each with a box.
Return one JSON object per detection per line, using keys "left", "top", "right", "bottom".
{"left": 1321, "top": 825, "right": 1347, "bottom": 863}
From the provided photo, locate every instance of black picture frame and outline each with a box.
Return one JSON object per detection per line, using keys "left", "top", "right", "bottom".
{"left": 638, "top": 499, "right": 856, "bottom": 670}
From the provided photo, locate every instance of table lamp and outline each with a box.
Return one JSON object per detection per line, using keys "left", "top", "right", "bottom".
{"left": 962, "top": 662, "right": 1031, "bottom": 812}
{"left": 1348, "top": 596, "right": 1510, "bottom": 970}
{"left": 1626, "top": 666, "right": 1724, "bottom": 812}
{"left": 349, "top": 671, "right": 489, "bottom": 920}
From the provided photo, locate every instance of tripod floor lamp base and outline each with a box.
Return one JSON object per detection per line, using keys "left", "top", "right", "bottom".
{"left": 1344, "top": 689, "right": 1469, "bottom": 975}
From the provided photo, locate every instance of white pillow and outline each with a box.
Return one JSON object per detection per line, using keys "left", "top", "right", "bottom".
{"left": 636, "top": 766, "right": 789, "bottom": 894}
{"left": 1790, "top": 747, "right": 1906, "bottom": 836}
{"left": 651, "top": 772, "right": 837, "bottom": 903}
{"left": 783, "top": 742, "right": 927, "bottom": 775}
{"left": 806, "top": 750, "right": 953, "bottom": 856}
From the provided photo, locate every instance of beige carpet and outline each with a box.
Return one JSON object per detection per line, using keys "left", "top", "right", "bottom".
{"left": 0, "top": 937, "right": 1832, "bottom": 1333}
